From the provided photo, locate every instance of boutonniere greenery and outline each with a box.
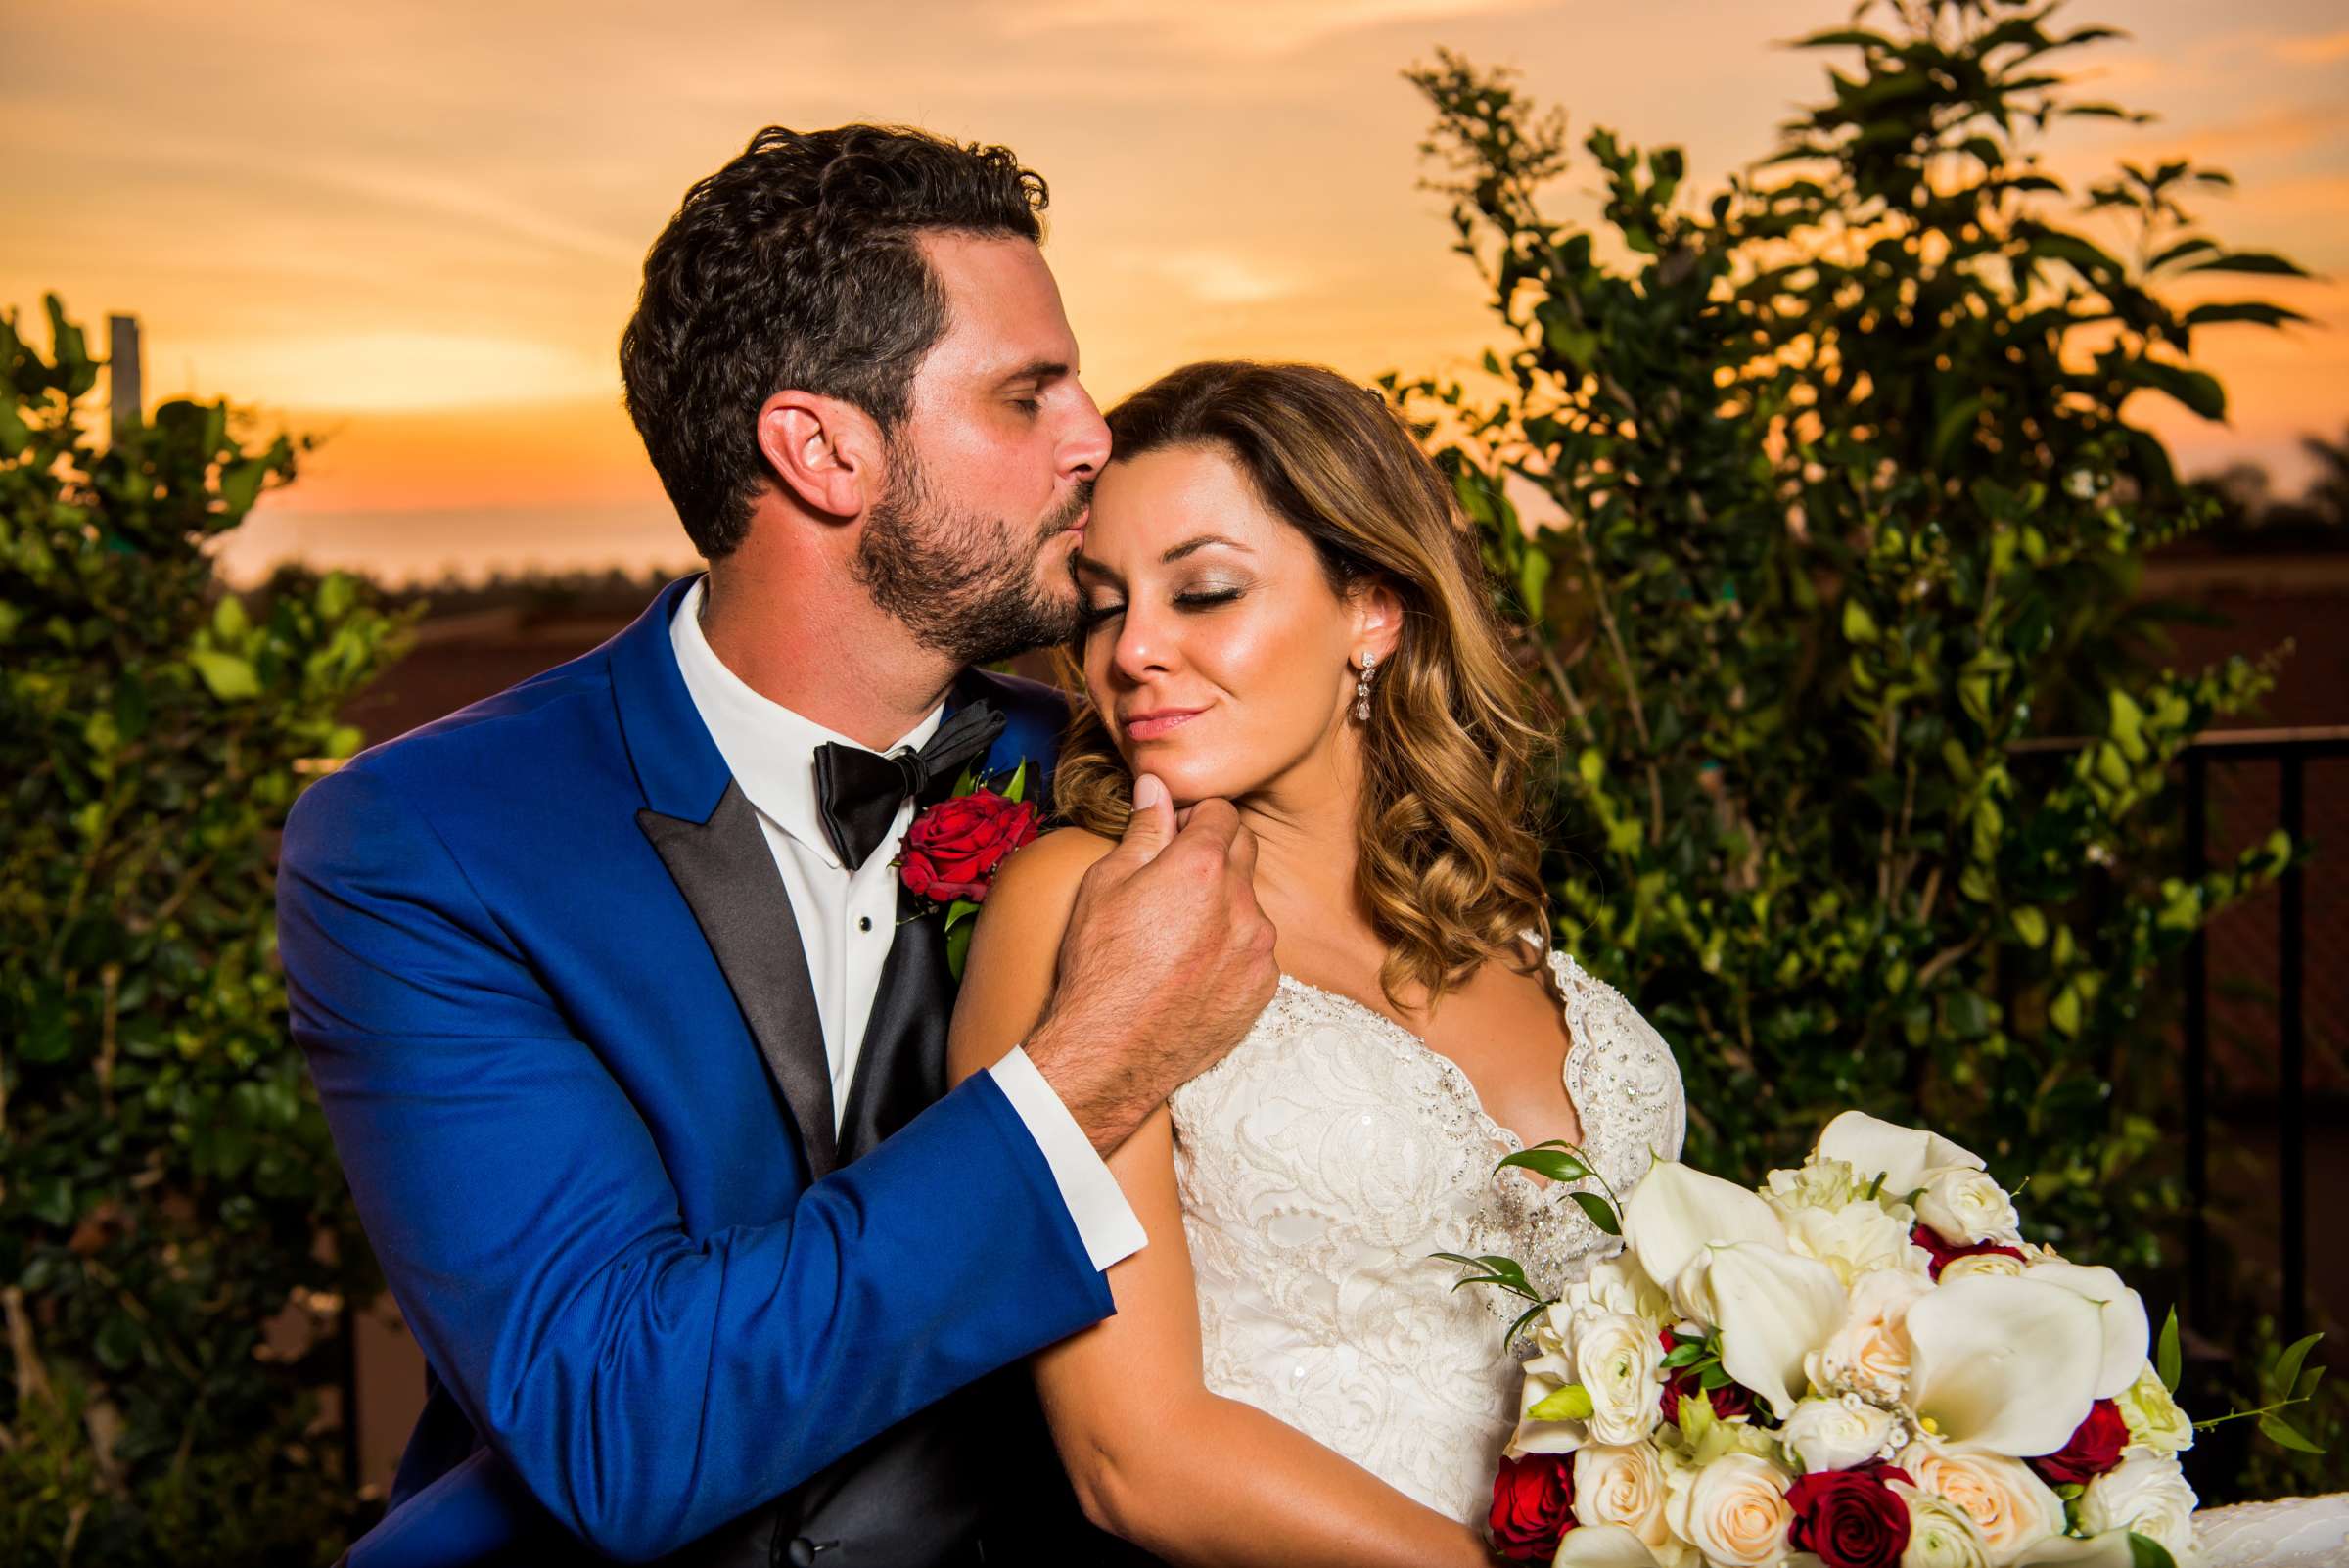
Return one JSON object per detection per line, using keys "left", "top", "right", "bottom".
{"left": 898, "top": 760, "right": 1041, "bottom": 977}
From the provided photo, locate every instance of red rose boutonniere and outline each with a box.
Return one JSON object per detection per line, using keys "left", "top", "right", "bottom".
{"left": 898, "top": 760, "right": 1041, "bottom": 977}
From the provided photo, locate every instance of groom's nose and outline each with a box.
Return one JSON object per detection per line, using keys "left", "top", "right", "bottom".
{"left": 1060, "top": 382, "right": 1111, "bottom": 480}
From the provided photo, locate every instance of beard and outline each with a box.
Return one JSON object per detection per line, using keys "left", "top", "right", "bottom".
{"left": 852, "top": 437, "right": 1089, "bottom": 669}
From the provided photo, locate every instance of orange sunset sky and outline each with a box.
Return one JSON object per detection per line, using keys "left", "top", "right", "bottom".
{"left": 6, "top": 0, "right": 2345, "bottom": 585}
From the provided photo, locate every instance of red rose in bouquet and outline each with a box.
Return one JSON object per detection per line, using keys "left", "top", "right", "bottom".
{"left": 900, "top": 789, "right": 1039, "bottom": 904}
{"left": 1787, "top": 1460, "right": 1911, "bottom": 1568}
{"left": 2029, "top": 1398, "right": 2129, "bottom": 1485}
{"left": 1658, "top": 1329, "right": 1758, "bottom": 1424}
{"left": 1489, "top": 1452, "right": 1576, "bottom": 1561}
{"left": 1909, "top": 1222, "right": 2026, "bottom": 1281}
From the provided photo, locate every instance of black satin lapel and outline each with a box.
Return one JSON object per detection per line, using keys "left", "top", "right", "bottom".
{"left": 638, "top": 782, "right": 838, "bottom": 1177}
{"left": 835, "top": 889, "right": 956, "bottom": 1166}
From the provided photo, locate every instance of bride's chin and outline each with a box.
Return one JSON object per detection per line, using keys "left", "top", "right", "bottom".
{"left": 1128, "top": 761, "right": 1251, "bottom": 812}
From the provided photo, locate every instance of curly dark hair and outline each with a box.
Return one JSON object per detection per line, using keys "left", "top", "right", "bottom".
{"left": 620, "top": 124, "right": 1049, "bottom": 559}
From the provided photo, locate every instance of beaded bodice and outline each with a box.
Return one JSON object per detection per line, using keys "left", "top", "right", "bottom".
{"left": 1167, "top": 946, "right": 1685, "bottom": 1524}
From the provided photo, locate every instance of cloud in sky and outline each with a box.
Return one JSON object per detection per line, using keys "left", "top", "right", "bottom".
{"left": 4, "top": 0, "right": 2344, "bottom": 576}
{"left": 990, "top": 0, "right": 1546, "bottom": 56}
{"left": 2271, "top": 28, "right": 2349, "bottom": 64}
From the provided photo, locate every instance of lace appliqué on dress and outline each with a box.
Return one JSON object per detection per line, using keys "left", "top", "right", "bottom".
{"left": 1168, "top": 947, "right": 1686, "bottom": 1525}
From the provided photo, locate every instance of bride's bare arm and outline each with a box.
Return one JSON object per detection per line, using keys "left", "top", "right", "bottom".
{"left": 947, "top": 828, "right": 1493, "bottom": 1568}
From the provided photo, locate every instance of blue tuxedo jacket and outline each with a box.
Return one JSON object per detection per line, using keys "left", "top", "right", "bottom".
{"left": 277, "top": 576, "right": 1111, "bottom": 1565}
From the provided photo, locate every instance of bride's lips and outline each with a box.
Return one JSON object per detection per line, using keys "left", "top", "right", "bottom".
{"left": 1122, "top": 706, "right": 1207, "bottom": 742}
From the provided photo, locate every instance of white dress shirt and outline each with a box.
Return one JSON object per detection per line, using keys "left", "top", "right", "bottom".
{"left": 668, "top": 579, "right": 1143, "bottom": 1271}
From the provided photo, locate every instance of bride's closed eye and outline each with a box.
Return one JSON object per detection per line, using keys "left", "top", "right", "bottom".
{"left": 1078, "top": 582, "right": 1248, "bottom": 632}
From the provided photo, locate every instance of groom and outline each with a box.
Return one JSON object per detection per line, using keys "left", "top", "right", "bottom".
{"left": 277, "top": 125, "right": 1276, "bottom": 1566}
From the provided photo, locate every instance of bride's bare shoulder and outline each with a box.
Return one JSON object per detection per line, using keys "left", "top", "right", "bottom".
{"left": 951, "top": 827, "right": 1119, "bottom": 1078}
{"left": 978, "top": 825, "right": 1117, "bottom": 933}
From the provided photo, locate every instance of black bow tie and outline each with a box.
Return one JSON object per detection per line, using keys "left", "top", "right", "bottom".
{"left": 811, "top": 700, "right": 1008, "bottom": 870}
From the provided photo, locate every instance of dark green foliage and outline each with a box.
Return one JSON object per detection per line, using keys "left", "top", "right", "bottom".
{"left": 1401, "top": 0, "right": 2328, "bottom": 1499}
{"left": 1, "top": 298, "right": 407, "bottom": 1562}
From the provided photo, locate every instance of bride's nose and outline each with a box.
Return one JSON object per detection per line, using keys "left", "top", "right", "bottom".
{"left": 1109, "top": 603, "right": 1174, "bottom": 684}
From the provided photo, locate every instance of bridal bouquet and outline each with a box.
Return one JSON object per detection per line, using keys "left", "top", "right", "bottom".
{"left": 1451, "top": 1113, "right": 2271, "bottom": 1568}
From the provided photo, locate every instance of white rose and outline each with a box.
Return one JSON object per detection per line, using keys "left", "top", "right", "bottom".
{"left": 1898, "top": 1445, "right": 2067, "bottom": 1568}
{"left": 1896, "top": 1482, "right": 1994, "bottom": 1568}
{"left": 1781, "top": 1393, "right": 1901, "bottom": 1472}
{"left": 1806, "top": 1268, "right": 1929, "bottom": 1405}
{"left": 1577, "top": 1311, "right": 1667, "bottom": 1447}
{"left": 1579, "top": 1253, "right": 1673, "bottom": 1323}
{"left": 2113, "top": 1364, "right": 2193, "bottom": 1456}
{"left": 1512, "top": 1307, "right": 1667, "bottom": 1453}
{"left": 1665, "top": 1452, "right": 1791, "bottom": 1568}
{"left": 1780, "top": 1195, "right": 1931, "bottom": 1284}
{"left": 1574, "top": 1444, "right": 1680, "bottom": 1561}
{"left": 2078, "top": 1453, "right": 2197, "bottom": 1561}
{"left": 1764, "top": 1156, "right": 1865, "bottom": 1215}
{"left": 1915, "top": 1166, "right": 2021, "bottom": 1246}
{"left": 1939, "top": 1251, "right": 2027, "bottom": 1282}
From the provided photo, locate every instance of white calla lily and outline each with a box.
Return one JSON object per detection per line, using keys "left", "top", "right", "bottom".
{"left": 1553, "top": 1524, "right": 1667, "bottom": 1567}
{"left": 1815, "top": 1110, "right": 1985, "bottom": 1195}
{"left": 1905, "top": 1276, "right": 2100, "bottom": 1455}
{"left": 2023, "top": 1261, "right": 2151, "bottom": 1400}
{"left": 1679, "top": 1240, "right": 1847, "bottom": 1419}
{"left": 1621, "top": 1161, "right": 1788, "bottom": 1289}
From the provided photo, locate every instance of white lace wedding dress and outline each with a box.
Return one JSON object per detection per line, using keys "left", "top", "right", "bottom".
{"left": 1164, "top": 945, "right": 2345, "bottom": 1566}
{"left": 1169, "top": 947, "right": 1684, "bottom": 1524}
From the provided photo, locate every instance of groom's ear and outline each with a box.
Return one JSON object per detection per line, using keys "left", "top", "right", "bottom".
{"left": 755, "top": 391, "right": 881, "bottom": 522}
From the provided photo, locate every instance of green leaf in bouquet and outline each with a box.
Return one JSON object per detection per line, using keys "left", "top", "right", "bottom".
{"left": 1003, "top": 759, "right": 1028, "bottom": 805}
{"left": 1698, "top": 1361, "right": 1732, "bottom": 1391}
{"left": 2155, "top": 1307, "right": 2182, "bottom": 1393}
{"left": 1528, "top": 1382, "right": 1595, "bottom": 1422}
{"left": 1660, "top": 1340, "right": 1708, "bottom": 1369}
{"left": 1498, "top": 1146, "right": 1591, "bottom": 1183}
{"left": 2268, "top": 1332, "right": 2322, "bottom": 1404}
{"left": 945, "top": 917, "right": 976, "bottom": 980}
{"left": 1677, "top": 1391, "right": 1715, "bottom": 1445}
{"left": 1571, "top": 1190, "right": 1622, "bottom": 1235}
{"left": 2257, "top": 1412, "right": 2323, "bottom": 1453}
{"left": 2124, "top": 1534, "right": 2179, "bottom": 1568}
{"left": 1431, "top": 1251, "right": 1545, "bottom": 1302}
{"left": 1506, "top": 1301, "right": 1550, "bottom": 1346}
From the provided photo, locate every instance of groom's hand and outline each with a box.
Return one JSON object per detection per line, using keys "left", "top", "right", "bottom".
{"left": 1025, "top": 771, "right": 1277, "bottom": 1157}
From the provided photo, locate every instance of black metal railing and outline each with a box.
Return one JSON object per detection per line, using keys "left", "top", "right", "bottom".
{"left": 2177, "top": 727, "right": 2348, "bottom": 1343}
{"left": 2004, "top": 724, "right": 2346, "bottom": 1340}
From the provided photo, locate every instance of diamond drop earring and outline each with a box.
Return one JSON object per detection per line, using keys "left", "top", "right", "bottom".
{"left": 1354, "top": 651, "right": 1378, "bottom": 722}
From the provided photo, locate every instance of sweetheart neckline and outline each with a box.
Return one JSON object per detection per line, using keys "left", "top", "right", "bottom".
{"left": 1270, "top": 955, "right": 1593, "bottom": 1179}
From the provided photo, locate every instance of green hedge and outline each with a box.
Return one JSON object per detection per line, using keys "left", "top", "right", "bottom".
{"left": 1398, "top": 0, "right": 2334, "bottom": 1499}
{"left": 1, "top": 300, "right": 407, "bottom": 1563}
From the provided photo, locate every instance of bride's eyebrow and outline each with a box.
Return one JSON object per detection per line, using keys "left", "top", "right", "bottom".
{"left": 1162, "top": 533, "right": 1250, "bottom": 563}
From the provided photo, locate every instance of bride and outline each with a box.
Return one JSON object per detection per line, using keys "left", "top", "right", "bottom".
{"left": 948, "top": 358, "right": 1686, "bottom": 1565}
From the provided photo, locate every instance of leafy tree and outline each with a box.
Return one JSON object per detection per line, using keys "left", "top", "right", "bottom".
{"left": 1, "top": 299, "right": 407, "bottom": 1562}
{"left": 1400, "top": 0, "right": 2330, "bottom": 1494}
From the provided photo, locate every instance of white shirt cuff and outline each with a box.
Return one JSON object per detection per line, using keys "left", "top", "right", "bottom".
{"left": 987, "top": 1046, "right": 1148, "bottom": 1272}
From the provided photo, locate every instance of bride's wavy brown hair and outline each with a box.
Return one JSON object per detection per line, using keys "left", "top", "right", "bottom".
{"left": 1054, "top": 360, "right": 1549, "bottom": 1007}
